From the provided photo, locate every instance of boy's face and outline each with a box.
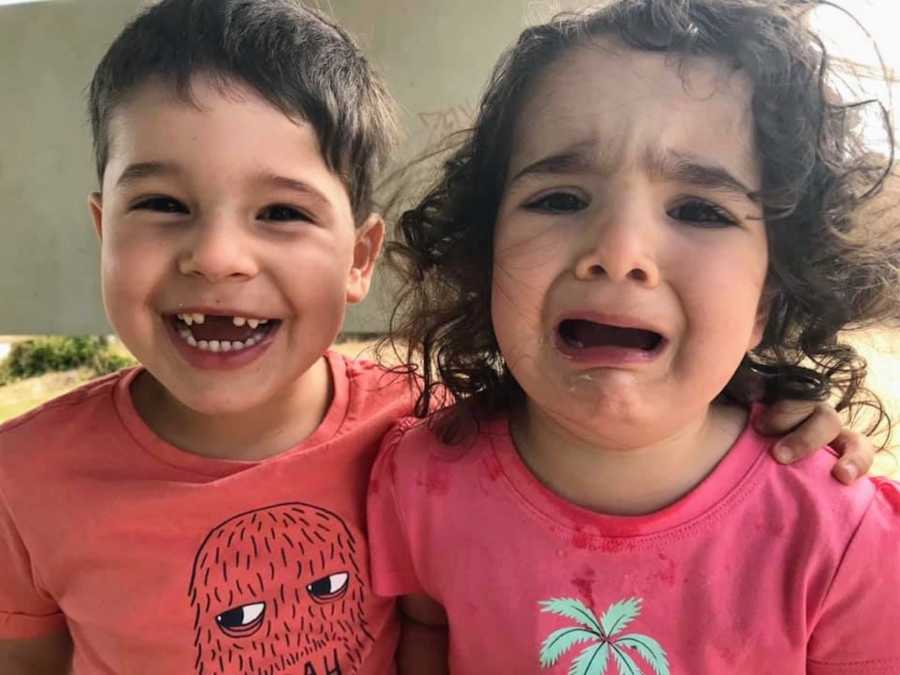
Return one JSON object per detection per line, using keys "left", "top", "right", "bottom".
{"left": 491, "top": 41, "right": 769, "bottom": 448}
{"left": 89, "top": 76, "right": 382, "bottom": 417}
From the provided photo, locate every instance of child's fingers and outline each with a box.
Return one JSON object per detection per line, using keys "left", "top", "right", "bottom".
{"left": 827, "top": 430, "right": 875, "bottom": 485}
{"left": 756, "top": 401, "right": 841, "bottom": 461}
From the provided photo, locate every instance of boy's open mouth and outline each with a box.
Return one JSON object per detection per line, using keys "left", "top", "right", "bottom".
{"left": 168, "top": 313, "right": 280, "bottom": 353}
{"left": 557, "top": 319, "right": 664, "bottom": 352}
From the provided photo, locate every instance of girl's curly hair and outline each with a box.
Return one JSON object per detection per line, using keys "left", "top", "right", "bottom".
{"left": 384, "top": 0, "right": 900, "bottom": 444}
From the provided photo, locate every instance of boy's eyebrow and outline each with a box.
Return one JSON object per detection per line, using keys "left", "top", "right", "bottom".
{"left": 114, "top": 164, "right": 334, "bottom": 208}
{"left": 115, "top": 161, "right": 181, "bottom": 188}
{"left": 253, "top": 172, "right": 333, "bottom": 210}
{"left": 509, "top": 142, "right": 757, "bottom": 199}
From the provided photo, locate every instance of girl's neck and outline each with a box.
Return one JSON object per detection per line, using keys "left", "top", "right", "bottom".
{"left": 510, "top": 402, "right": 748, "bottom": 516}
{"left": 130, "top": 356, "right": 333, "bottom": 462}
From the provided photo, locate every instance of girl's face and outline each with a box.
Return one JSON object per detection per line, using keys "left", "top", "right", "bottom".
{"left": 491, "top": 40, "right": 769, "bottom": 449}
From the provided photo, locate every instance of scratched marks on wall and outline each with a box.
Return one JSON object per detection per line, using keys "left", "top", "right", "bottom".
{"left": 417, "top": 103, "right": 475, "bottom": 148}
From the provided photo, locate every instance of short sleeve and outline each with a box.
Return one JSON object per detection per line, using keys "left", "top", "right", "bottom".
{"left": 807, "top": 478, "right": 900, "bottom": 674}
{"left": 367, "top": 422, "right": 427, "bottom": 599}
{"left": 0, "top": 486, "right": 66, "bottom": 638}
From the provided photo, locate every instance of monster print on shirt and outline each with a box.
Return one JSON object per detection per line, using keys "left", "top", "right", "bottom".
{"left": 538, "top": 596, "right": 670, "bottom": 675}
{"left": 189, "top": 503, "right": 373, "bottom": 675}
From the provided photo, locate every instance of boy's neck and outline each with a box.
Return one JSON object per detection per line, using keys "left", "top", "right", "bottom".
{"left": 130, "top": 356, "right": 333, "bottom": 462}
{"left": 510, "top": 402, "right": 748, "bottom": 516}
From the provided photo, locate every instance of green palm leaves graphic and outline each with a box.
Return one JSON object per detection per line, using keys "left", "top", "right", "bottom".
{"left": 539, "top": 597, "right": 670, "bottom": 675}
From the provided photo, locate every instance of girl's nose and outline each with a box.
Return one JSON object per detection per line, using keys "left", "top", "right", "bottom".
{"left": 177, "top": 218, "right": 259, "bottom": 282}
{"left": 573, "top": 206, "right": 661, "bottom": 287}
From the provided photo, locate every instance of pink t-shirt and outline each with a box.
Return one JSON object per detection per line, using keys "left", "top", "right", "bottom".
{"left": 368, "top": 414, "right": 900, "bottom": 674}
{"left": 0, "top": 351, "right": 415, "bottom": 675}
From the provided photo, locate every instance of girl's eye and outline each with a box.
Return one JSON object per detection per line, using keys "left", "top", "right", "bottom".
{"left": 668, "top": 199, "right": 736, "bottom": 227}
{"left": 523, "top": 192, "right": 588, "bottom": 214}
{"left": 258, "top": 204, "right": 312, "bottom": 223}
{"left": 132, "top": 196, "right": 187, "bottom": 214}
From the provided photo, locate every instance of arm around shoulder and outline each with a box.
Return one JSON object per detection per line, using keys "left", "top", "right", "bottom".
{"left": 0, "top": 632, "right": 73, "bottom": 675}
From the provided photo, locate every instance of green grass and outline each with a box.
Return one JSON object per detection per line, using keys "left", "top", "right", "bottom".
{"left": 0, "top": 369, "right": 95, "bottom": 422}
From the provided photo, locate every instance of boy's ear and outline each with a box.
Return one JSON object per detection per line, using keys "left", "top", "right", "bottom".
{"left": 346, "top": 213, "right": 385, "bottom": 304}
{"left": 88, "top": 192, "right": 104, "bottom": 239}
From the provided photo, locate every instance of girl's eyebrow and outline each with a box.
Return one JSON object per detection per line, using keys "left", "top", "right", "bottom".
{"left": 508, "top": 141, "right": 598, "bottom": 185}
{"left": 508, "top": 141, "right": 757, "bottom": 200}
{"left": 645, "top": 148, "right": 757, "bottom": 199}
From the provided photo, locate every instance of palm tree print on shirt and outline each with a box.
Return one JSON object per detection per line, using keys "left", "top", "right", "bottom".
{"left": 538, "top": 597, "right": 670, "bottom": 675}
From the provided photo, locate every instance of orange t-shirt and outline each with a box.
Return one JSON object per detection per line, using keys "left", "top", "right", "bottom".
{"left": 0, "top": 351, "right": 414, "bottom": 675}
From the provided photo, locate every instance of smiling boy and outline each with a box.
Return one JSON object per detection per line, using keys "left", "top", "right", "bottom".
{"left": 0, "top": 0, "right": 881, "bottom": 673}
{"left": 0, "top": 1, "right": 407, "bottom": 673}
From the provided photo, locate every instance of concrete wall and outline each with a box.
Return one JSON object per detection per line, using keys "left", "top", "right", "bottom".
{"left": 0, "top": 0, "right": 581, "bottom": 335}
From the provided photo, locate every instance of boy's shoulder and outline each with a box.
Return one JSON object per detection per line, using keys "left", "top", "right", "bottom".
{"left": 334, "top": 350, "right": 419, "bottom": 416}
{"left": 0, "top": 368, "right": 134, "bottom": 463}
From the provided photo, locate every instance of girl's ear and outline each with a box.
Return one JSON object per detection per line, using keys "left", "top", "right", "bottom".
{"left": 346, "top": 213, "right": 385, "bottom": 304}
{"left": 88, "top": 192, "right": 104, "bottom": 239}
{"left": 749, "top": 286, "right": 775, "bottom": 351}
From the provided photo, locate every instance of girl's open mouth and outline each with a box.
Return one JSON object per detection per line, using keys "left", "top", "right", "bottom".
{"left": 556, "top": 319, "right": 665, "bottom": 356}
{"left": 167, "top": 313, "right": 281, "bottom": 353}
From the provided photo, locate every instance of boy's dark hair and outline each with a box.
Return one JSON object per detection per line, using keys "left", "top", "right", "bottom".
{"left": 385, "top": 0, "right": 900, "bottom": 443}
{"left": 88, "top": 0, "right": 397, "bottom": 220}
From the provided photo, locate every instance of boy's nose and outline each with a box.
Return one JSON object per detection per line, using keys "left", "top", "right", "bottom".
{"left": 177, "top": 221, "right": 258, "bottom": 282}
{"left": 574, "top": 208, "right": 660, "bottom": 287}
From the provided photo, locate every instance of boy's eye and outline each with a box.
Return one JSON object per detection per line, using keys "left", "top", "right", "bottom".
{"left": 132, "top": 196, "right": 188, "bottom": 214}
{"left": 258, "top": 204, "right": 312, "bottom": 222}
{"left": 523, "top": 192, "right": 588, "bottom": 214}
{"left": 668, "top": 199, "right": 736, "bottom": 227}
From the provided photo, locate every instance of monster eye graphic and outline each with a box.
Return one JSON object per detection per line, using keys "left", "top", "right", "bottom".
{"left": 306, "top": 572, "right": 350, "bottom": 603}
{"left": 190, "top": 504, "right": 372, "bottom": 674}
{"left": 215, "top": 601, "right": 266, "bottom": 638}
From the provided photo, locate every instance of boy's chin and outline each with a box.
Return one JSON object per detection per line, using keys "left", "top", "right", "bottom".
{"left": 135, "top": 368, "right": 281, "bottom": 419}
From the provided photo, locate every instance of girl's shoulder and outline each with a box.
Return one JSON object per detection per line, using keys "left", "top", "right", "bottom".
{"left": 374, "top": 413, "right": 505, "bottom": 486}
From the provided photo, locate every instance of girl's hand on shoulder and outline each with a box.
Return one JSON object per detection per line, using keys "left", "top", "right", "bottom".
{"left": 753, "top": 400, "right": 873, "bottom": 485}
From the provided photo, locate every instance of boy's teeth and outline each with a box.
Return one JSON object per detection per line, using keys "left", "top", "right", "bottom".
{"left": 176, "top": 329, "right": 265, "bottom": 353}
{"left": 193, "top": 313, "right": 206, "bottom": 324}
{"left": 231, "top": 316, "right": 269, "bottom": 327}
